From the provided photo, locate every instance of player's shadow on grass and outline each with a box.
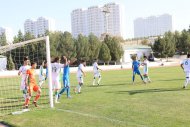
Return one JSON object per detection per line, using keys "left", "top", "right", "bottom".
{"left": 113, "top": 88, "right": 189, "bottom": 95}
{"left": 87, "top": 83, "right": 129, "bottom": 87}
{"left": 156, "top": 78, "right": 184, "bottom": 82}
{"left": 0, "top": 121, "right": 15, "bottom": 127}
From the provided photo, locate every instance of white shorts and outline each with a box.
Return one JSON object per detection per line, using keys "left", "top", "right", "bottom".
{"left": 52, "top": 79, "right": 61, "bottom": 90}
{"left": 94, "top": 72, "right": 101, "bottom": 78}
{"left": 20, "top": 80, "right": 26, "bottom": 90}
{"left": 143, "top": 71, "right": 148, "bottom": 75}
{"left": 185, "top": 71, "right": 190, "bottom": 78}
{"left": 77, "top": 76, "right": 84, "bottom": 84}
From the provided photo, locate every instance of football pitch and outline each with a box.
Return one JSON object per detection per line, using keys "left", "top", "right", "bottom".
{"left": 1, "top": 66, "right": 190, "bottom": 127}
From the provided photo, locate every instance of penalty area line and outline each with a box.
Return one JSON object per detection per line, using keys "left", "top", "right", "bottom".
{"left": 56, "top": 108, "right": 147, "bottom": 127}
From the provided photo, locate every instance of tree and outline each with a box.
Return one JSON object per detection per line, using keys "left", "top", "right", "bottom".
{"left": 58, "top": 31, "right": 76, "bottom": 59}
{"left": 152, "top": 32, "right": 176, "bottom": 59}
{"left": 75, "top": 34, "right": 90, "bottom": 61}
{"left": 48, "top": 31, "right": 61, "bottom": 57}
{"left": 163, "top": 32, "right": 176, "bottom": 58}
{"left": 152, "top": 36, "right": 161, "bottom": 57}
{"left": 11, "top": 30, "right": 25, "bottom": 69}
{"left": 24, "top": 32, "right": 35, "bottom": 41}
{"left": 6, "top": 53, "right": 15, "bottom": 70}
{"left": 13, "top": 30, "right": 24, "bottom": 43}
{"left": 141, "top": 39, "right": 149, "bottom": 45}
{"left": 174, "top": 31, "right": 181, "bottom": 54}
{"left": 0, "top": 33, "right": 7, "bottom": 46}
{"left": 88, "top": 34, "right": 101, "bottom": 62}
{"left": 48, "top": 31, "right": 76, "bottom": 59}
{"left": 99, "top": 43, "right": 111, "bottom": 64}
{"left": 178, "top": 30, "right": 190, "bottom": 54}
{"left": 104, "top": 35, "right": 124, "bottom": 62}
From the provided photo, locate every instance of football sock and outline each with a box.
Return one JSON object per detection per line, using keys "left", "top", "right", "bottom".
{"left": 184, "top": 78, "right": 189, "bottom": 87}
{"left": 34, "top": 94, "right": 40, "bottom": 102}
{"left": 67, "top": 87, "right": 70, "bottom": 97}
{"left": 147, "top": 77, "right": 151, "bottom": 82}
{"left": 140, "top": 75, "right": 144, "bottom": 81}
{"left": 78, "top": 85, "right": 81, "bottom": 92}
{"left": 93, "top": 78, "right": 96, "bottom": 85}
{"left": 55, "top": 91, "right": 59, "bottom": 102}
{"left": 98, "top": 77, "right": 101, "bottom": 84}
{"left": 24, "top": 98, "right": 30, "bottom": 106}
{"left": 132, "top": 75, "right": 135, "bottom": 82}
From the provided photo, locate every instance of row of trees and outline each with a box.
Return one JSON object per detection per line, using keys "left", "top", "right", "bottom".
{"left": 3, "top": 28, "right": 190, "bottom": 69}
{"left": 0, "top": 30, "right": 124, "bottom": 69}
{"left": 48, "top": 31, "right": 123, "bottom": 64}
{"left": 151, "top": 29, "right": 190, "bottom": 58}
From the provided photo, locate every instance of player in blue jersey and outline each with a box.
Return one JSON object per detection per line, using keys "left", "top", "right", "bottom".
{"left": 58, "top": 57, "right": 76, "bottom": 99}
{"left": 132, "top": 55, "right": 145, "bottom": 84}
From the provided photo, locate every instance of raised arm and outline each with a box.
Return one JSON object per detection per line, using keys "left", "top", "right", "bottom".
{"left": 62, "top": 56, "right": 68, "bottom": 66}
{"left": 70, "top": 58, "right": 77, "bottom": 65}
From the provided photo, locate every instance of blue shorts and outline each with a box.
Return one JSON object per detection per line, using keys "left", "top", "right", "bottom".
{"left": 133, "top": 70, "right": 141, "bottom": 75}
{"left": 63, "top": 77, "right": 70, "bottom": 87}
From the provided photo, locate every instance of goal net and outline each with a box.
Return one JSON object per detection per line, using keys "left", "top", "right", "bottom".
{"left": 0, "top": 36, "right": 53, "bottom": 116}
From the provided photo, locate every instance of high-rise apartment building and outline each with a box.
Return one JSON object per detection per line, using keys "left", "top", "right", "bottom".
{"left": 24, "top": 17, "right": 55, "bottom": 37}
{"left": 134, "top": 14, "right": 172, "bottom": 38}
{"left": 0, "top": 27, "right": 13, "bottom": 44}
{"left": 71, "top": 3, "right": 126, "bottom": 38}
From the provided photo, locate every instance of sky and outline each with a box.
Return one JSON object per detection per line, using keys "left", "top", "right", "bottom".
{"left": 0, "top": 0, "right": 190, "bottom": 38}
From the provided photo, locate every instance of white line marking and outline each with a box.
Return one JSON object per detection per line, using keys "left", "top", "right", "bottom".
{"left": 12, "top": 109, "right": 30, "bottom": 115}
{"left": 56, "top": 108, "right": 148, "bottom": 127}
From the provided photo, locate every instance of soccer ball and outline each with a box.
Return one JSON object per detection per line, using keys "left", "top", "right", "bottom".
{"left": 33, "top": 85, "right": 39, "bottom": 92}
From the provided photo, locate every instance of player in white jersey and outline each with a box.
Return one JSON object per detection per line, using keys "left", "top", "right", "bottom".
{"left": 181, "top": 54, "right": 190, "bottom": 88}
{"left": 141, "top": 56, "right": 151, "bottom": 83}
{"left": 18, "top": 56, "right": 31, "bottom": 101}
{"left": 39, "top": 61, "right": 46, "bottom": 88}
{"left": 51, "top": 56, "right": 66, "bottom": 103}
{"left": 75, "top": 60, "right": 86, "bottom": 93}
{"left": 92, "top": 59, "right": 102, "bottom": 85}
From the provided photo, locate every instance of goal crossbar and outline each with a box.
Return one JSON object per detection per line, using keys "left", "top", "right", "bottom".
{"left": 0, "top": 37, "right": 46, "bottom": 54}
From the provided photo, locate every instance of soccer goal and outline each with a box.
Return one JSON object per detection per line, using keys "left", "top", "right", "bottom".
{"left": 0, "top": 36, "right": 53, "bottom": 116}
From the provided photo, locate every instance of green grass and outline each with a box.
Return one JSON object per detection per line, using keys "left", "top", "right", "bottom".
{"left": 1, "top": 66, "right": 190, "bottom": 127}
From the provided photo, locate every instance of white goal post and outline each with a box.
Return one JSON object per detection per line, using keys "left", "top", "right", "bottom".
{"left": 45, "top": 36, "right": 54, "bottom": 108}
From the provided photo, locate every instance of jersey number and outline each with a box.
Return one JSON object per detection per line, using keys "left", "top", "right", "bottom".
{"left": 52, "top": 67, "right": 57, "bottom": 72}
{"left": 185, "top": 61, "right": 188, "bottom": 65}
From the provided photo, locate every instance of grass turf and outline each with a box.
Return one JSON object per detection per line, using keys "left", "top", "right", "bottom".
{"left": 1, "top": 66, "right": 190, "bottom": 127}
